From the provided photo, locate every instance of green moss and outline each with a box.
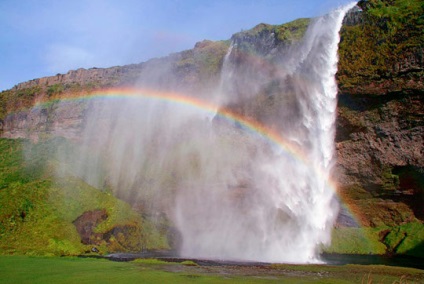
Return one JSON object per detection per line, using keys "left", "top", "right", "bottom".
{"left": 361, "top": 0, "right": 424, "bottom": 41}
{"left": 381, "top": 167, "right": 400, "bottom": 191}
{"left": 0, "top": 87, "right": 42, "bottom": 120}
{"left": 325, "top": 227, "right": 387, "bottom": 254}
{"left": 0, "top": 80, "right": 103, "bottom": 121}
{"left": 175, "top": 57, "right": 195, "bottom": 68}
{"left": 193, "top": 40, "right": 230, "bottom": 78}
{"left": 237, "top": 18, "right": 310, "bottom": 44}
{"left": 232, "top": 18, "right": 310, "bottom": 57}
{"left": 324, "top": 222, "right": 424, "bottom": 258}
{"left": 139, "top": 218, "right": 170, "bottom": 250}
{"left": 338, "top": 0, "right": 424, "bottom": 91}
{"left": 63, "top": 82, "right": 82, "bottom": 92}
{"left": 383, "top": 222, "right": 424, "bottom": 257}
{"left": 274, "top": 18, "right": 310, "bottom": 43}
{"left": 337, "top": 105, "right": 367, "bottom": 129}
{"left": 46, "top": 84, "right": 64, "bottom": 97}
{"left": 181, "top": 260, "right": 199, "bottom": 266}
{"left": 342, "top": 185, "right": 373, "bottom": 201}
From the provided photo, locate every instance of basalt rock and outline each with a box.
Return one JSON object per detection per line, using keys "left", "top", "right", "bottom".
{"left": 73, "top": 209, "right": 143, "bottom": 251}
{"left": 103, "top": 225, "right": 142, "bottom": 252}
{"left": 335, "top": 1, "right": 423, "bottom": 226}
{"left": 12, "top": 65, "right": 144, "bottom": 92}
{"left": 73, "top": 209, "right": 108, "bottom": 245}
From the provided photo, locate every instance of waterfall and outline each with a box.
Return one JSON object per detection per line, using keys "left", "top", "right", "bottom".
{"left": 54, "top": 2, "right": 357, "bottom": 263}
{"left": 174, "top": 2, "right": 357, "bottom": 263}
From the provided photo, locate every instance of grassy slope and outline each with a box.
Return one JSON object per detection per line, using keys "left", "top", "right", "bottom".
{"left": 0, "top": 256, "right": 422, "bottom": 284}
{"left": 0, "top": 138, "right": 167, "bottom": 256}
{"left": 326, "top": 224, "right": 424, "bottom": 257}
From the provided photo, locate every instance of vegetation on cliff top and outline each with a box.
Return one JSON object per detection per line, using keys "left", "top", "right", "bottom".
{"left": 234, "top": 18, "right": 310, "bottom": 43}
{"left": 230, "top": 18, "right": 310, "bottom": 57}
{"left": 175, "top": 40, "right": 230, "bottom": 80}
{"left": 338, "top": 0, "right": 423, "bottom": 92}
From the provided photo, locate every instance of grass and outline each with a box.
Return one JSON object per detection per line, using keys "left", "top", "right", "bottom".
{"left": 236, "top": 18, "right": 310, "bottom": 44}
{"left": 174, "top": 40, "right": 230, "bottom": 82}
{"left": 0, "top": 255, "right": 422, "bottom": 284}
{"left": 325, "top": 223, "right": 424, "bottom": 258}
{"left": 231, "top": 18, "right": 310, "bottom": 58}
{"left": 326, "top": 227, "right": 387, "bottom": 255}
{"left": 274, "top": 18, "right": 310, "bottom": 43}
{"left": 0, "top": 138, "right": 167, "bottom": 256}
{"left": 384, "top": 223, "right": 424, "bottom": 257}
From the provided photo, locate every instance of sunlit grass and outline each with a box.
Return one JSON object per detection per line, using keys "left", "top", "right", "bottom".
{"left": 0, "top": 138, "right": 166, "bottom": 256}
{"left": 0, "top": 256, "right": 422, "bottom": 284}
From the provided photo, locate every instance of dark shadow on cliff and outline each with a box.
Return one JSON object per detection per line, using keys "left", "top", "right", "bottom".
{"left": 376, "top": 166, "right": 424, "bottom": 221}
{"left": 404, "top": 241, "right": 424, "bottom": 259}
{"left": 338, "top": 91, "right": 421, "bottom": 113}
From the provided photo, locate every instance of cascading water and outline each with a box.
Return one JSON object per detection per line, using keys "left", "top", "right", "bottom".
{"left": 55, "top": 2, "right": 357, "bottom": 263}
{"left": 174, "top": 3, "right": 357, "bottom": 263}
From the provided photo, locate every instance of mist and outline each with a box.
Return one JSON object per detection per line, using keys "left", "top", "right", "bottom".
{"left": 44, "top": 2, "right": 358, "bottom": 263}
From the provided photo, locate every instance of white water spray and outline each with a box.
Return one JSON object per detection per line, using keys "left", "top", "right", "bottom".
{"left": 174, "top": 3, "right": 357, "bottom": 262}
{"left": 55, "top": 3, "right": 357, "bottom": 263}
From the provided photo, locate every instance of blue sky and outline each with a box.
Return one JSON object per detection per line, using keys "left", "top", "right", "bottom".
{"left": 0, "top": 0, "right": 354, "bottom": 91}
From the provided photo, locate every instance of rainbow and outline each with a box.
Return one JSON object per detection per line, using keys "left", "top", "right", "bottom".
{"left": 34, "top": 87, "right": 363, "bottom": 226}
{"left": 38, "top": 87, "right": 311, "bottom": 164}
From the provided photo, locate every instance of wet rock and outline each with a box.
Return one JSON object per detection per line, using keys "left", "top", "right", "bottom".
{"left": 73, "top": 209, "right": 108, "bottom": 245}
{"left": 103, "top": 225, "right": 142, "bottom": 251}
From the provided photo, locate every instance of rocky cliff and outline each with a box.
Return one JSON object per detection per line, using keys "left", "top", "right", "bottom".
{"left": 0, "top": 39, "right": 229, "bottom": 141}
{"left": 11, "top": 64, "right": 142, "bottom": 91}
{"left": 335, "top": 0, "right": 423, "bottom": 229}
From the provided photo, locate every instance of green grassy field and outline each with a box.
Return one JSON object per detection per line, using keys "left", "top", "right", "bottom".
{"left": 0, "top": 256, "right": 423, "bottom": 284}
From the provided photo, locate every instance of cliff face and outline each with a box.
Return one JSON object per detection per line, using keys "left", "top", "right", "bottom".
{"left": 1, "top": 100, "right": 86, "bottom": 142}
{"left": 11, "top": 65, "right": 143, "bottom": 91}
{"left": 336, "top": 91, "right": 423, "bottom": 225}
{"left": 335, "top": 0, "right": 423, "bottom": 227}
{"left": 0, "top": 3, "right": 422, "bottom": 235}
{"left": 0, "top": 40, "right": 229, "bottom": 140}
